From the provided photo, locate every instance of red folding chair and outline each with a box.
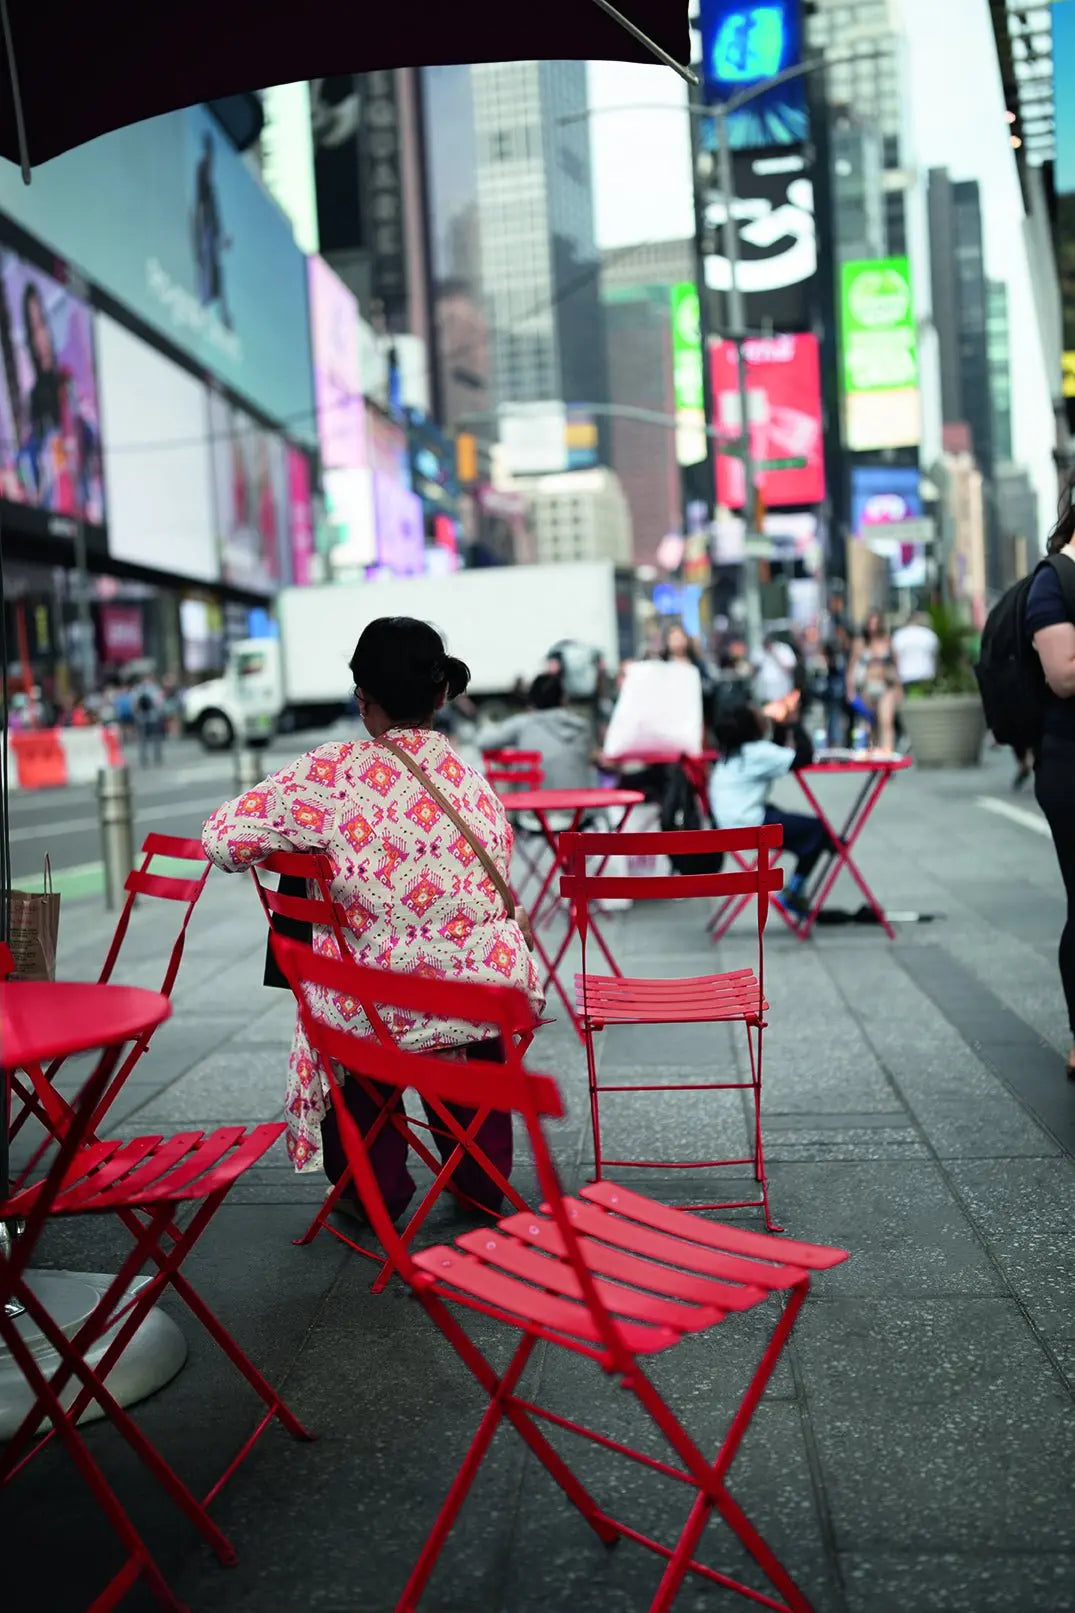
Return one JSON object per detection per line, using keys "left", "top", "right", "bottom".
{"left": 7, "top": 833, "right": 212, "bottom": 1172}
{"left": 274, "top": 937, "right": 848, "bottom": 1613}
{"left": 482, "top": 749, "right": 549, "bottom": 913}
{"left": 559, "top": 824, "right": 785, "bottom": 1231}
{"left": 249, "top": 851, "right": 535, "bottom": 1291}
{"left": 0, "top": 993, "right": 313, "bottom": 1612}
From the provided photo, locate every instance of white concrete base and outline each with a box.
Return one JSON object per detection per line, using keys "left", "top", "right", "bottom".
{"left": 0, "top": 1270, "right": 188, "bottom": 1439}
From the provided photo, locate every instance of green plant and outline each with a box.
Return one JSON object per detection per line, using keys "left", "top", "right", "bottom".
{"left": 919, "top": 602, "right": 978, "bottom": 696}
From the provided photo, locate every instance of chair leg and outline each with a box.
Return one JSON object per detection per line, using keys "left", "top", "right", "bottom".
{"left": 583, "top": 1024, "right": 604, "bottom": 1182}
{"left": 745, "top": 1024, "right": 782, "bottom": 1235}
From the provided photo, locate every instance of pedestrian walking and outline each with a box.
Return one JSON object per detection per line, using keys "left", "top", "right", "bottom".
{"left": 131, "top": 673, "right": 165, "bottom": 766}
{"left": 1025, "top": 493, "right": 1075, "bottom": 1079}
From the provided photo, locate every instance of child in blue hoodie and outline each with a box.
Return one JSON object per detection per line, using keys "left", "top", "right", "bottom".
{"left": 709, "top": 702, "right": 831, "bottom": 917}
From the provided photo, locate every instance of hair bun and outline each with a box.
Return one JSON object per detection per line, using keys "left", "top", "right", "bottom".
{"left": 444, "top": 654, "right": 471, "bottom": 700}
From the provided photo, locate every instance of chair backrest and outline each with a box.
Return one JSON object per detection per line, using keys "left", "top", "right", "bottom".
{"left": 272, "top": 935, "right": 646, "bottom": 1362}
{"left": 482, "top": 748, "right": 545, "bottom": 792}
{"left": 0, "top": 940, "right": 14, "bottom": 980}
{"left": 559, "top": 824, "right": 783, "bottom": 1020}
{"left": 99, "top": 833, "right": 212, "bottom": 997}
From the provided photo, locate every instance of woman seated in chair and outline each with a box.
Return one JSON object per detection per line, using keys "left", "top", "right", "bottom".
{"left": 709, "top": 698, "right": 833, "bottom": 919}
{"left": 202, "top": 617, "right": 544, "bottom": 1224}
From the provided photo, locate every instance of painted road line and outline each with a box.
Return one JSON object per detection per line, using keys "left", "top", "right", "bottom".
{"left": 9, "top": 799, "right": 211, "bottom": 844}
{"left": 976, "top": 796, "right": 1051, "bottom": 838}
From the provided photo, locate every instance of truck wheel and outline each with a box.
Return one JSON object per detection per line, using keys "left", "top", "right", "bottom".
{"left": 198, "top": 710, "right": 235, "bottom": 752}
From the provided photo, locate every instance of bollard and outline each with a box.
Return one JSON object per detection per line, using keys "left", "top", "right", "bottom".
{"left": 233, "top": 746, "right": 263, "bottom": 792}
{"left": 97, "top": 765, "right": 135, "bottom": 912}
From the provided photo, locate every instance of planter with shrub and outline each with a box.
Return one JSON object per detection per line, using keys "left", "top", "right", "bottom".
{"left": 900, "top": 604, "right": 986, "bottom": 768}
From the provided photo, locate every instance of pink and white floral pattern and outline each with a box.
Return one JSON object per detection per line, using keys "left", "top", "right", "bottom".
{"left": 202, "top": 728, "right": 544, "bottom": 1171}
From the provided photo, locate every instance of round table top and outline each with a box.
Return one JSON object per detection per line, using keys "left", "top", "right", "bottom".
{"left": 804, "top": 752, "right": 913, "bottom": 775}
{"left": 500, "top": 788, "right": 646, "bottom": 814}
{"left": 0, "top": 981, "right": 171, "bottom": 1069}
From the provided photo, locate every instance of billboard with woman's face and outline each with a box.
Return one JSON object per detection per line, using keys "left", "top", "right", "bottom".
{"left": 209, "top": 390, "right": 290, "bottom": 594}
{"left": 0, "top": 249, "right": 105, "bottom": 530}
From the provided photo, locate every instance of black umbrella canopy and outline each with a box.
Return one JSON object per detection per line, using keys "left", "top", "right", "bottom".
{"left": 0, "top": 0, "right": 691, "bottom": 171}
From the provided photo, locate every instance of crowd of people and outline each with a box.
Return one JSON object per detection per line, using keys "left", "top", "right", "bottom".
{"left": 3, "top": 671, "right": 183, "bottom": 766}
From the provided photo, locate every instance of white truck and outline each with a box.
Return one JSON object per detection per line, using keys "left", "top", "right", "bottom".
{"left": 182, "top": 561, "right": 628, "bottom": 751}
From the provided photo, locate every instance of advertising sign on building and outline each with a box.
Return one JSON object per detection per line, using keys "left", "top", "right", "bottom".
{"left": 360, "top": 71, "right": 408, "bottom": 324}
{"left": 209, "top": 391, "right": 290, "bottom": 594}
{"left": 287, "top": 449, "right": 316, "bottom": 586}
{"left": 710, "top": 332, "right": 825, "bottom": 509}
{"left": 851, "top": 465, "right": 930, "bottom": 588}
{"left": 499, "top": 402, "right": 568, "bottom": 476}
{"left": 308, "top": 255, "right": 366, "bottom": 471}
{"left": 699, "top": 0, "right": 807, "bottom": 150}
{"left": 0, "top": 246, "right": 105, "bottom": 543}
{"left": 1053, "top": 3, "right": 1075, "bottom": 425}
{"left": 670, "top": 281, "right": 707, "bottom": 468}
{"left": 0, "top": 106, "right": 315, "bottom": 439}
{"left": 840, "top": 257, "right": 921, "bottom": 451}
{"left": 702, "top": 148, "right": 816, "bottom": 333}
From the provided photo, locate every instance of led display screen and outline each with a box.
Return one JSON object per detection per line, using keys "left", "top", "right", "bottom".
{"left": 699, "top": 0, "right": 807, "bottom": 149}
{"left": 710, "top": 332, "right": 825, "bottom": 508}
{"left": 209, "top": 390, "right": 290, "bottom": 594}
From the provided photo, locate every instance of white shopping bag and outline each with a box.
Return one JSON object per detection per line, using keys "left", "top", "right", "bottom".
{"left": 602, "top": 661, "right": 704, "bottom": 761}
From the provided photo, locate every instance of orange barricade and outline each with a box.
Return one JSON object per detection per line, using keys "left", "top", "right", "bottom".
{"left": 10, "top": 730, "right": 68, "bottom": 789}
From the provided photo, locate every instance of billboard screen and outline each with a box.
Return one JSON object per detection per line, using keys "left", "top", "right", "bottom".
{"left": 0, "top": 248, "right": 105, "bottom": 537}
{"left": 97, "top": 314, "right": 216, "bottom": 582}
{"left": 710, "top": 332, "right": 824, "bottom": 508}
{"left": 374, "top": 472, "right": 425, "bottom": 576}
{"left": 670, "top": 281, "right": 707, "bottom": 468}
{"left": 209, "top": 391, "right": 290, "bottom": 594}
{"left": 851, "top": 465, "right": 922, "bottom": 536}
{"left": 307, "top": 254, "right": 366, "bottom": 471}
{"left": 0, "top": 106, "right": 315, "bottom": 439}
{"left": 840, "top": 257, "right": 921, "bottom": 451}
{"left": 325, "top": 466, "right": 377, "bottom": 571}
{"left": 287, "top": 448, "right": 316, "bottom": 587}
{"left": 699, "top": 0, "right": 807, "bottom": 149}
{"left": 702, "top": 147, "right": 815, "bottom": 334}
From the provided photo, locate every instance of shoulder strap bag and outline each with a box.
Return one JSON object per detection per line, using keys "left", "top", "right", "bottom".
{"left": 380, "top": 736, "right": 534, "bottom": 951}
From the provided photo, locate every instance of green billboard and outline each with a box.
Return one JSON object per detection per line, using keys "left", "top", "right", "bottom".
{"left": 670, "top": 281, "right": 706, "bottom": 467}
{"left": 840, "top": 257, "right": 921, "bottom": 450}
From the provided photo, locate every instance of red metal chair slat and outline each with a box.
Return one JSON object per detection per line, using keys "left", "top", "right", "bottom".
{"left": 559, "top": 824, "right": 784, "bottom": 1230}
{"left": 0, "top": 1000, "right": 312, "bottom": 1612}
{"left": 274, "top": 939, "right": 848, "bottom": 1613}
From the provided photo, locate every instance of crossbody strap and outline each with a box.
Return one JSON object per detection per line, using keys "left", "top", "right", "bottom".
{"left": 379, "top": 737, "right": 516, "bottom": 921}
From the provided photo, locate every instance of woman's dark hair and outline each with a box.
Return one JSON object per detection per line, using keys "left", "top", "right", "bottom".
{"left": 713, "top": 703, "right": 764, "bottom": 760}
{"left": 1047, "top": 477, "right": 1075, "bottom": 555}
{"left": 349, "top": 617, "right": 470, "bottom": 723}
{"left": 529, "top": 672, "right": 564, "bottom": 710}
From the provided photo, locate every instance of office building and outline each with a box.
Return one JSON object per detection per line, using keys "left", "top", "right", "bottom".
{"left": 526, "top": 468, "right": 632, "bottom": 565}
{"left": 987, "top": 279, "right": 1014, "bottom": 464}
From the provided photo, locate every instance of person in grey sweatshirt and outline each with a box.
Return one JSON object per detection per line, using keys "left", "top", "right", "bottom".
{"left": 477, "top": 673, "right": 595, "bottom": 792}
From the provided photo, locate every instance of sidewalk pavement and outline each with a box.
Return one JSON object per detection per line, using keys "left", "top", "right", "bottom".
{"left": 6, "top": 749, "right": 1075, "bottom": 1613}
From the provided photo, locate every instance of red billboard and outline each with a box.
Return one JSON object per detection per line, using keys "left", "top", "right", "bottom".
{"left": 710, "top": 333, "right": 825, "bottom": 509}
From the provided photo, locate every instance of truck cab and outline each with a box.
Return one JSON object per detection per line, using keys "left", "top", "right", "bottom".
{"left": 183, "top": 639, "right": 282, "bottom": 751}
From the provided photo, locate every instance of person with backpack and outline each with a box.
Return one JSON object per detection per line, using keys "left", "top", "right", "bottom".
{"left": 131, "top": 674, "right": 165, "bottom": 767}
{"left": 709, "top": 696, "right": 832, "bottom": 918}
{"left": 977, "top": 485, "right": 1075, "bottom": 1078}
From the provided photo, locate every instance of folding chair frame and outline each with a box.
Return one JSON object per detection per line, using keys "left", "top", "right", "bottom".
{"left": 250, "top": 852, "right": 534, "bottom": 1292}
{"left": 7, "top": 833, "right": 212, "bottom": 1182}
{"left": 0, "top": 1007, "right": 313, "bottom": 1612}
{"left": 482, "top": 749, "right": 549, "bottom": 915}
{"left": 274, "top": 938, "right": 848, "bottom": 1613}
{"left": 560, "top": 825, "right": 785, "bottom": 1229}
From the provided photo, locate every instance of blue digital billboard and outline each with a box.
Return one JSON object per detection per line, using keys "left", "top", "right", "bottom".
{"left": 699, "top": 0, "right": 807, "bottom": 150}
{"left": 0, "top": 107, "right": 315, "bottom": 443}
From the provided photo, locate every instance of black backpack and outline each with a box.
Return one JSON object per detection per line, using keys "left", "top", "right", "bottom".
{"left": 975, "top": 556, "right": 1075, "bottom": 750}
{"left": 660, "top": 762, "right": 725, "bottom": 876}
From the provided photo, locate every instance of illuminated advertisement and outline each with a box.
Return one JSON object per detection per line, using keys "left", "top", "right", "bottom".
{"left": 0, "top": 106, "right": 315, "bottom": 439}
{"left": 374, "top": 472, "right": 425, "bottom": 576}
{"left": 325, "top": 467, "right": 377, "bottom": 572}
{"left": 840, "top": 257, "right": 921, "bottom": 451}
{"left": 0, "top": 247, "right": 104, "bottom": 538}
{"left": 699, "top": 0, "right": 807, "bottom": 149}
{"left": 710, "top": 332, "right": 825, "bottom": 508}
{"left": 209, "top": 391, "right": 290, "bottom": 594}
{"left": 287, "top": 448, "right": 316, "bottom": 587}
{"left": 702, "top": 148, "right": 815, "bottom": 334}
{"left": 1054, "top": 4, "right": 1075, "bottom": 420}
{"left": 851, "top": 466, "right": 928, "bottom": 588}
{"left": 670, "top": 282, "right": 707, "bottom": 468}
{"left": 308, "top": 255, "right": 366, "bottom": 471}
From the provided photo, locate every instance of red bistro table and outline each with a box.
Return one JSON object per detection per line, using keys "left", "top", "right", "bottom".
{"left": 708, "top": 753, "right": 911, "bottom": 944}
{"left": 501, "top": 788, "right": 644, "bottom": 1035}
{"left": 792, "top": 754, "right": 912, "bottom": 940}
{"left": 0, "top": 981, "right": 183, "bottom": 1421}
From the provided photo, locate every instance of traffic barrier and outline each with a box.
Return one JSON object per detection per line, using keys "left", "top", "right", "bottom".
{"left": 6, "top": 725, "right": 126, "bottom": 790}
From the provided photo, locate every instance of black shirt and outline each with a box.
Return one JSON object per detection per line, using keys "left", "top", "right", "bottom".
{"left": 1025, "top": 561, "right": 1075, "bottom": 741}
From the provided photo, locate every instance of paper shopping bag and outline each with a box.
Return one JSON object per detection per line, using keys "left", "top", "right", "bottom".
{"left": 7, "top": 858, "right": 61, "bottom": 981}
{"left": 602, "top": 661, "right": 704, "bottom": 760}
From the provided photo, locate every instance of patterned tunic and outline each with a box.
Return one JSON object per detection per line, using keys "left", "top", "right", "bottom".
{"left": 201, "top": 727, "right": 545, "bottom": 1171}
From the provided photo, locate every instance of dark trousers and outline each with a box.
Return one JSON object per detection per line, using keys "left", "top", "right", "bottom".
{"left": 320, "top": 1038, "right": 513, "bottom": 1221}
{"left": 764, "top": 804, "right": 831, "bottom": 882}
{"left": 1035, "top": 736, "right": 1075, "bottom": 1038}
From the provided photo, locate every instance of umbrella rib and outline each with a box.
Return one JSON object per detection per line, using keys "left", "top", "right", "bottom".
{"left": 585, "top": 0, "right": 699, "bottom": 86}
{"left": 0, "top": 0, "right": 30, "bottom": 182}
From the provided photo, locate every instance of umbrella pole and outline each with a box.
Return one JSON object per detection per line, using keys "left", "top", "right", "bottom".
{"left": 0, "top": 0, "right": 31, "bottom": 183}
{"left": 585, "top": 0, "right": 698, "bottom": 85}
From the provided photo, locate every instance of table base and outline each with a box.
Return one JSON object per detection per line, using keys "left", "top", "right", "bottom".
{"left": 0, "top": 1270, "right": 188, "bottom": 1439}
